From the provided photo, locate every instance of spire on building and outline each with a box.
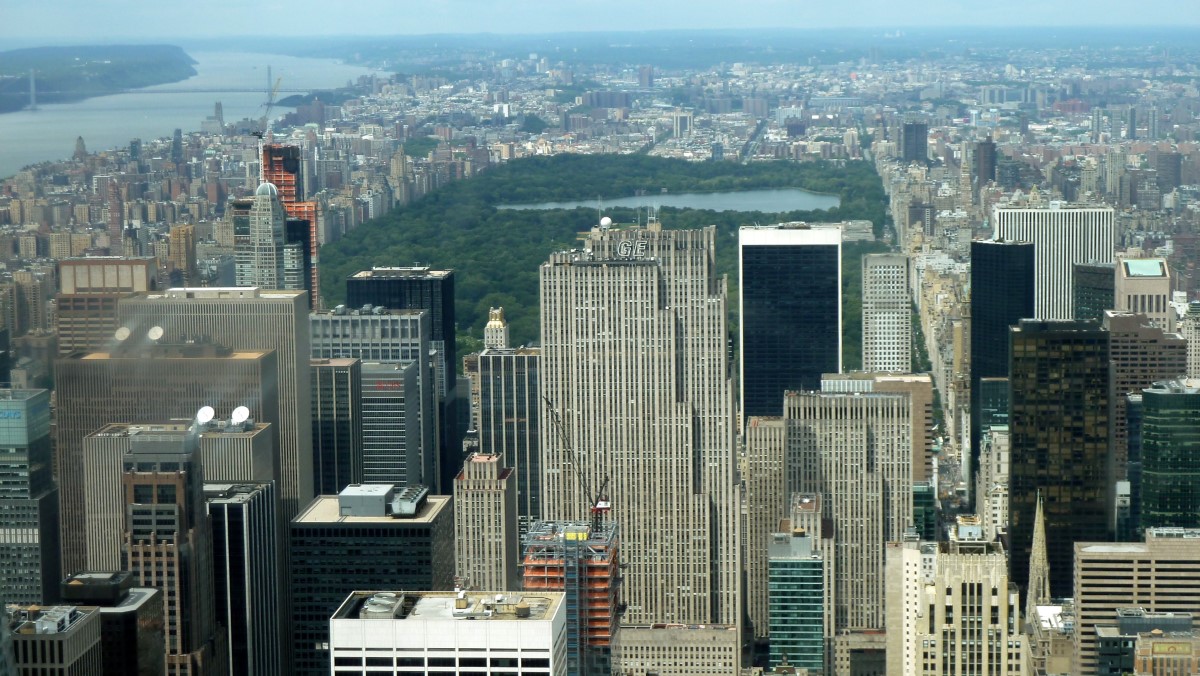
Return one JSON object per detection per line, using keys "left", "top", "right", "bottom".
{"left": 1026, "top": 490, "right": 1050, "bottom": 619}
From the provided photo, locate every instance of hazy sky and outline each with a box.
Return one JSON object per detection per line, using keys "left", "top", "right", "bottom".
{"left": 4, "top": 0, "right": 1197, "bottom": 43}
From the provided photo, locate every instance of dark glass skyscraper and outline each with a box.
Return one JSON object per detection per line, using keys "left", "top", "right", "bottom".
{"left": 969, "top": 240, "right": 1035, "bottom": 485}
{"left": 739, "top": 225, "right": 841, "bottom": 419}
{"left": 1008, "top": 319, "right": 1110, "bottom": 599}
{"left": 901, "top": 119, "right": 929, "bottom": 164}
{"left": 477, "top": 347, "right": 541, "bottom": 533}
{"left": 310, "top": 358, "right": 362, "bottom": 495}
{"left": 1140, "top": 380, "right": 1200, "bottom": 530}
{"left": 1073, "top": 262, "right": 1115, "bottom": 322}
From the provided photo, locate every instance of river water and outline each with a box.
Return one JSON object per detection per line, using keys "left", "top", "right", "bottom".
{"left": 499, "top": 187, "right": 840, "bottom": 213}
{"left": 0, "top": 51, "right": 382, "bottom": 179}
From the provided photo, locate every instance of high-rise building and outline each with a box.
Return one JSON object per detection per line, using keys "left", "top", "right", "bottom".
{"left": 58, "top": 339, "right": 279, "bottom": 574}
{"left": 289, "top": 485, "right": 453, "bottom": 676}
{"left": 261, "top": 144, "right": 320, "bottom": 307}
{"left": 767, "top": 524, "right": 825, "bottom": 672}
{"left": 861, "top": 253, "right": 912, "bottom": 373}
{"left": 1114, "top": 258, "right": 1174, "bottom": 331}
{"left": 0, "top": 389, "right": 57, "bottom": 605}
{"left": 1074, "top": 528, "right": 1200, "bottom": 676}
{"left": 1182, "top": 302, "right": 1200, "bottom": 379}
{"left": 346, "top": 267, "right": 457, "bottom": 488}
{"left": 58, "top": 572, "right": 164, "bottom": 676}
{"left": 784, "top": 389, "right": 913, "bottom": 632}
{"left": 483, "top": 306, "right": 509, "bottom": 349}
{"left": 310, "top": 358, "right": 363, "bottom": 495}
{"left": 475, "top": 347, "right": 541, "bottom": 533}
{"left": 1072, "top": 262, "right": 1115, "bottom": 322}
{"left": 991, "top": 204, "right": 1116, "bottom": 320}
{"left": 969, "top": 240, "right": 1035, "bottom": 491}
{"left": 540, "top": 220, "right": 739, "bottom": 626}
{"left": 236, "top": 183, "right": 286, "bottom": 289}
{"left": 740, "top": 224, "right": 842, "bottom": 419}
{"left": 1155, "top": 151, "right": 1182, "bottom": 192}
{"left": 121, "top": 426, "right": 224, "bottom": 676}
{"left": 168, "top": 224, "right": 198, "bottom": 286}
{"left": 901, "top": 118, "right": 929, "bottom": 165}
{"left": 454, "top": 452, "right": 519, "bottom": 592}
{"left": 117, "top": 287, "right": 312, "bottom": 521}
{"left": 885, "top": 517, "right": 1025, "bottom": 676}
{"left": 360, "top": 361, "right": 433, "bottom": 487}
{"left": 973, "top": 139, "right": 997, "bottom": 197}
{"left": 9, "top": 605, "right": 103, "bottom": 676}
{"left": 55, "top": 256, "right": 156, "bottom": 355}
{"left": 1139, "top": 381, "right": 1200, "bottom": 530}
{"left": 205, "top": 482, "right": 282, "bottom": 676}
{"left": 743, "top": 417, "right": 787, "bottom": 643}
{"left": 1103, "top": 311, "right": 1186, "bottom": 497}
{"left": 329, "top": 590, "right": 566, "bottom": 676}
{"left": 522, "top": 521, "right": 620, "bottom": 676}
{"left": 821, "top": 372, "right": 935, "bottom": 482}
{"left": 1008, "top": 319, "right": 1110, "bottom": 599}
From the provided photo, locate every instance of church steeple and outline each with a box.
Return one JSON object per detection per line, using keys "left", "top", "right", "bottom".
{"left": 1026, "top": 490, "right": 1051, "bottom": 620}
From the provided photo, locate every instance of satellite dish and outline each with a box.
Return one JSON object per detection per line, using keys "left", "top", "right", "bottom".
{"left": 196, "top": 406, "right": 215, "bottom": 425}
{"left": 231, "top": 406, "right": 250, "bottom": 425}
{"left": 148, "top": 326, "right": 164, "bottom": 341}
{"left": 114, "top": 327, "right": 131, "bottom": 342}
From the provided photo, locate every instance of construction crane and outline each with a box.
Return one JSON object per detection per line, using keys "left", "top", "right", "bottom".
{"left": 543, "top": 396, "right": 611, "bottom": 530}
{"left": 251, "top": 68, "right": 284, "bottom": 184}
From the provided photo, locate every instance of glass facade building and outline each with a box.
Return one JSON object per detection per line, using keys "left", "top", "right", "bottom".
{"left": 1140, "top": 381, "right": 1200, "bottom": 530}
{"left": 477, "top": 347, "right": 541, "bottom": 533}
{"left": 1073, "top": 262, "right": 1115, "bottom": 322}
{"left": 740, "top": 225, "right": 841, "bottom": 420}
{"left": 310, "top": 358, "right": 363, "bottom": 495}
{"left": 0, "top": 389, "right": 57, "bottom": 605}
{"left": 767, "top": 529, "right": 825, "bottom": 672}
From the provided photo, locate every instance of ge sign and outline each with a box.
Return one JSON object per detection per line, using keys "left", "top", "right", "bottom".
{"left": 617, "top": 240, "right": 648, "bottom": 258}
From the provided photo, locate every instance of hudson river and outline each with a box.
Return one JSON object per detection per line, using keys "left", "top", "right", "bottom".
{"left": 0, "top": 51, "right": 381, "bottom": 179}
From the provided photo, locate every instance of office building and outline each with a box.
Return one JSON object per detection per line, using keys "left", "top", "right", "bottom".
{"left": 615, "top": 625, "right": 739, "bottom": 676}
{"left": 767, "top": 524, "right": 825, "bottom": 672}
{"left": 475, "top": 347, "right": 541, "bottom": 532}
{"left": 1104, "top": 312, "right": 1186, "bottom": 496}
{"left": 283, "top": 218, "right": 313, "bottom": 304}
{"left": 55, "top": 257, "right": 155, "bottom": 355}
{"left": 206, "top": 482, "right": 282, "bottom": 676}
{"left": 784, "top": 389, "right": 913, "bottom": 632}
{"left": 236, "top": 183, "right": 286, "bottom": 289}
{"left": 168, "top": 224, "right": 198, "bottom": 286}
{"left": 861, "top": 253, "right": 912, "bottom": 373}
{"left": 901, "top": 118, "right": 929, "bottom": 164}
{"left": 59, "top": 572, "right": 164, "bottom": 676}
{"left": 1139, "top": 381, "right": 1200, "bottom": 530}
{"left": 974, "top": 139, "right": 997, "bottom": 196}
{"left": 117, "top": 287, "right": 312, "bottom": 521}
{"left": 885, "top": 517, "right": 1025, "bottom": 676}
{"left": 978, "top": 378, "right": 1009, "bottom": 436}
{"left": 121, "top": 427, "right": 224, "bottom": 676}
{"left": 541, "top": 220, "right": 739, "bottom": 626}
{"left": 290, "top": 485, "right": 453, "bottom": 676}
{"left": 311, "top": 358, "right": 363, "bottom": 495}
{"left": 1073, "top": 262, "right": 1115, "bottom": 322}
{"left": 821, "top": 372, "right": 935, "bottom": 482}
{"left": 969, "top": 240, "right": 1035, "bottom": 486}
{"left": 740, "top": 223, "right": 842, "bottom": 418}
{"left": 1074, "top": 528, "right": 1200, "bottom": 676}
{"left": 9, "top": 605, "right": 103, "bottom": 676}
{"left": 310, "top": 308, "right": 436, "bottom": 488}
{"left": 0, "top": 389, "right": 57, "bottom": 605}
{"left": 59, "top": 340, "right": 278, "bottom": 573}
{"left": 744, "top": 418, "right": 787, "bottom": 643}
{"left": 1114, "top": 258, "right": 1174, "bottom": 331}
{"left": 1095, "top": 608, "right": 1193, "bottom": 676}
{"left": 991, "top": 204, "right": 1116, "bottom": 320}
{"left": 328, "top": 590, "right": 566, "bottom": 676}
{"left": 454, "top": 452, "right": 518, "bottom": 592}
{"left": 197, "top": 419, "right": 275, "bottom": 484}
{"left": 1009, "top": 319, "right": 1109, "bottom": 600}
{"left": 522, "top": 521, "right": 620, "bottom": 676}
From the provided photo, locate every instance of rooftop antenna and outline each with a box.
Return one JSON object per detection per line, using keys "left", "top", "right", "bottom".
{"left": 231, "top": 406, "right": 251, "bottom": 426}
{"left": 196, "top": 406, "right": 215, "bottom": 426}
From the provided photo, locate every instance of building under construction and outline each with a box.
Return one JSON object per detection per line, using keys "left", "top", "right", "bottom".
{"left": 522, "top": 520, "right": 620, "bottom": 676}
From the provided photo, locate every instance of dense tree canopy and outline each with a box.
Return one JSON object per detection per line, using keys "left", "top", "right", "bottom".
{"left": 320, "top": 154, "right": 889, "bottom": 367}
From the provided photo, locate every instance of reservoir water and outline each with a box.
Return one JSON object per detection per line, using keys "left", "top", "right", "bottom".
{"left": 0, "top": 51, "right": 382, "bottom": 179}
{"left": 499, "top": 187, "right": 840, "bottom": 213}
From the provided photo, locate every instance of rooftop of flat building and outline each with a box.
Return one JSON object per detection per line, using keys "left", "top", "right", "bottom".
{"left": 293, "top": 493, "right": 449, "bottom": 525}
{"left": 8, "top": 605, "right": 96, "bottom": 636}
{"left": 1121, "top": 258, "right": 1168, "bottom": 278}
{"left": 0, "top": 389, "right": 46, "bottom": 401}
{"left": 351, "top": 267, "right": 452, "bottom": 279}
{"left": 1144, "top": 379, "right": 1200, "bottom": 395}
{"left": 332, "top": 591, "right": 561, "bottom": 623}
{"left": 79, "top": 348, "right": 268, "bottom": 361}
{"left": 204, "top": 483, "right": 270, "bottom": 502}
{"left": 311, "top": 358, "right": 361, "bottom": 367}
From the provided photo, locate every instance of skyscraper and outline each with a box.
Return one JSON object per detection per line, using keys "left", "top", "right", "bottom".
{"left": 58, "top": 572, "right": 164, "bottom": 676}
{"left": 740, "top": 224, "right": 842, "bottom": 419}
{"left": 540, "top": 220, "right": 739, "bottom": 626}
{"left": 861, "top": 253, "right": 911, "bottom": 373}
{"left": 1073, "top": 262, "right": 1115, "bottom": 322}
{"left": 117, "top": 287, "right": 312, "bottom": 520}
{"left": 55, "top": 256, "right": 155, "bottom": 356}
{"left": 237, "top": 183, "right": 286, "bottom": 289}
{"left": 346, "top": 268, "right": 458, "bottom": 488}
{"left": 261, "top": 144, "right": 320, "bottom": 307}
{"left": 1114, "top": 258, "right": 1174, "bottom": 331}
{"left": 454, "top": 452, "right": 519, "bottom": 592}
{"left": 1008, "top": 319, "right": 1110, "bottom": 599}
{"left": 901, "top": 118, "right": 929, "bottom": 165}
{"left": 475, "top": 346, "right": 541, "bottom": 533}
{"left": 360, "top": 361, "right": 433, "bottom": 487}
{"left": 991, "top": 204, "right": 1116, "bottom": 320}
{"left": 973, "top": 139, "right": 997, "bottom": 197}
{"left": 121, "top": 426, "right": 224, "bottom": 676}
{"left": 58, "top": 339, "right": 279, "bottom": 573}
{"left": 1139, "top": 380, "right": 1200, "bottom": 530}
{"left": 310, "top": 358, "right": 363, "bottom": 495}
{"left": 767, "top": 525, "right": 825, "bottom": 672}
{"left": 969, "top": 240, "right": 1034, "bottom": 489}
{"left": 0, "top": 389, "right": 57, "bottom": 605}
